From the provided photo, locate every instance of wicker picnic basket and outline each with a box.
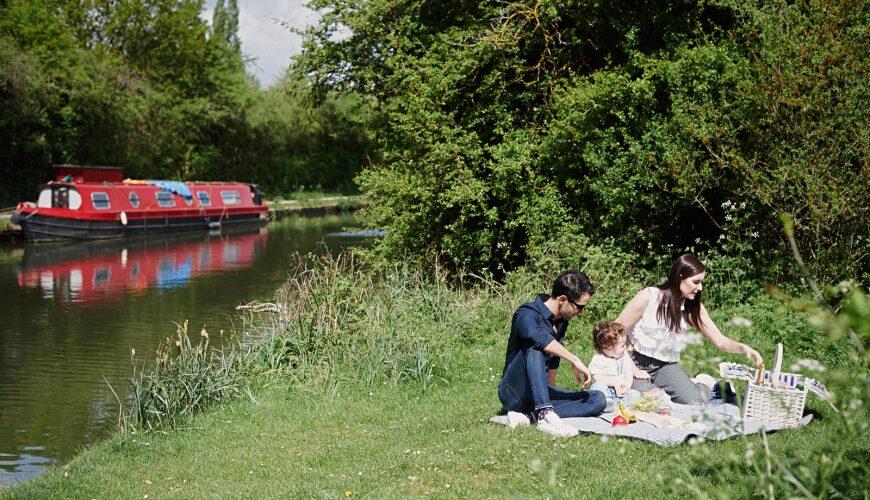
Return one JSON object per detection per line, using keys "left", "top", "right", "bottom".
{"left": 741, "top": 344, "right": 807, "bottom": 427}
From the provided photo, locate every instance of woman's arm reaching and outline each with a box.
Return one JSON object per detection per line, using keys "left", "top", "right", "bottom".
{"left": 697, "top": 303, "right": 763, "bottom": 365}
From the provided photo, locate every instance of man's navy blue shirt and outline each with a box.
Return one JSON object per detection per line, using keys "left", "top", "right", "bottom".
{"left": 502, "top": 294, "right": 569, "bottom": 377}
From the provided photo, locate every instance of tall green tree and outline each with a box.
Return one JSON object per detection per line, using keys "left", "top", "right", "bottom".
{"left": 0, "top": 0, "right": 370, "bottom": 206}
{"left": 212, "top": 0, "right": 240, "bottom": 54}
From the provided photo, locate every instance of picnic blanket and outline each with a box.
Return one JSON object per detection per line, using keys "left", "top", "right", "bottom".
{"left": 489, "top": 402, "right": 813, "bottom": 446}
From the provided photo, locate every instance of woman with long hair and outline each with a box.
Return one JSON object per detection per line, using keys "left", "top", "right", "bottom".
{"left": 615, "top": 254, "right": 763, "bottom": 404}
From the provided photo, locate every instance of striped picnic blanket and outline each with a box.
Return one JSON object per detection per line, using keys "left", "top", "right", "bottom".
{"left": 489, "top": 403, "right": 813, "bottom": 446}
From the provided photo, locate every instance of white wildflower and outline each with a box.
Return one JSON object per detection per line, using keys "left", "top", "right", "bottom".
{"left": 725, "top": 316, "right": 753, "bottom": 328}
{"left": 789, "top": 359, "right": 825, "bottom": 372}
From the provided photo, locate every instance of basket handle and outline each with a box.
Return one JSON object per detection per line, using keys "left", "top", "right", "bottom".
{"left": 772, "top": 343, "right": 784, "bottom": 381}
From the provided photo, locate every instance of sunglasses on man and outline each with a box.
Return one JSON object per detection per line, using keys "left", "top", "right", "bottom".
{"left": 567, "top": 297, "right": 585, "bottom": 312}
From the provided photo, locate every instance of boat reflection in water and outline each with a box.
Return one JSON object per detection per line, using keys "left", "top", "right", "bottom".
{"left": 16, "top": 228, "right": 268, "bottom": 307}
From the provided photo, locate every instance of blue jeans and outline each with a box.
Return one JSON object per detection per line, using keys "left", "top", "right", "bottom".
{"left": 498, "top": 347, "right": 606, "bottom": 418}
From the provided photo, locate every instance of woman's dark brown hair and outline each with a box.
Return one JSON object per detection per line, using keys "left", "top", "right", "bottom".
{"left": 656, "top": 254, "right": 705, "bottom": 333}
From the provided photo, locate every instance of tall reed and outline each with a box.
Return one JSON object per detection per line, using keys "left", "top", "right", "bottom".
{"left": 121, "top": 251, "right": 469, "bottom": 431}
{"left": 127, "top": 321, "right": 256, "bottom": 431}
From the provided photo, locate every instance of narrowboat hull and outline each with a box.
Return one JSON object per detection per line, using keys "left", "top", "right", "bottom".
{"left": 12, "top": 211, "right": 267, "bottom": 242}
{"left": 14, "top": 165, "right": 269, "bottom": 242}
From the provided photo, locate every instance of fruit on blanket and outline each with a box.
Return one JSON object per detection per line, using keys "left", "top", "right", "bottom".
{"left": 616, "top": 401, "right": 637, "bottom": 423}
{"left": 632, "top": 393, "right": 664, "bottom": 413}
{"left": 612, "top": 415, "right": 628, "bottom": 426}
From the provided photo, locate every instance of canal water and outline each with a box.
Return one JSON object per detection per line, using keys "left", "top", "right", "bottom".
{"left": 0, "top": 215, "right": 367, "bottom": 486}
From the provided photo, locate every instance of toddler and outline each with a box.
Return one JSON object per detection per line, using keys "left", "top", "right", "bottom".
{"left": 589, "top": 322, "right": 650, "bottom": 410}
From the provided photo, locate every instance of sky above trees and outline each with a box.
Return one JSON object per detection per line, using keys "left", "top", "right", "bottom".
{"left": 201, "top": 0, "right": 317, "bottom": 87}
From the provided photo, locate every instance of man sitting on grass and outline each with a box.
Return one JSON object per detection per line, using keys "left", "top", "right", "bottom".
{"left": 498, "top": 270, "right": 606, "bottom": 437}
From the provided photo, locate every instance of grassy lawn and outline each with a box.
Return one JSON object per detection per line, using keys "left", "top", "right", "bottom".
{"left": 0, "top": 216, "right": 14, "bottom": 233}
{"left": 268, "top": 193, "right": 365, "bottom": 208}
{"left": 3, "top": 254, "right": 866, "bottom": 498}
{"left": 4, "top": 346, "right": 858, "bottom": 498}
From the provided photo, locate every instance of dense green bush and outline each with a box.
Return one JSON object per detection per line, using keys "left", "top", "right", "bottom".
{"left": 299, "top": 0, "right": 867, "bottom": 286}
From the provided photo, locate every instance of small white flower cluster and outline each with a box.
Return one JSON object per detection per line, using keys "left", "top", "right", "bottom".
{"left": 720, "top": 200, "right": 746, "bottom": 210}
{"left": 725, "top": 316, "right": 753, "bottom": 328}
{"left": 789, "top": 358, "right": 826, "bottom": 372}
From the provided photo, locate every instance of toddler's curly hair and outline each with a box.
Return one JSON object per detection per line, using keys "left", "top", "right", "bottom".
{"left": 592, "top": 322, "right": 627, "bottom": 353}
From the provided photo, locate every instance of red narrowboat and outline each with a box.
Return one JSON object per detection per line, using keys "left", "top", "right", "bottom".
{"left": 12, "top": 165, "right": 268, "bottom": 241}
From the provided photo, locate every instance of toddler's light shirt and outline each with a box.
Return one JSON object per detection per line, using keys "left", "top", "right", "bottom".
{"left": 588, "top": 351, "right": 635, "bottom": 388}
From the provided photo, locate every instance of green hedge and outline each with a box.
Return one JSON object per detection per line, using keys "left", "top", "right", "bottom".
{"left": 299, "top": 0, "right": 868, "bottom": 286}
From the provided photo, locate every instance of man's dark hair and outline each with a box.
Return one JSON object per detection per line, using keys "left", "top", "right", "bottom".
{"left": 551, "top": 270, "right": 596, "bottom": 300}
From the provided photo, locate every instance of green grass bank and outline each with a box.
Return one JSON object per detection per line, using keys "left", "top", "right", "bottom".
{"left": 4, "top": 251, "right": 867, "bottom": 498}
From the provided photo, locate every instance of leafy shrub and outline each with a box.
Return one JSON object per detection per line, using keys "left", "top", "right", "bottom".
{"left": 300, "top": 0, "right": 867, "bottom": 287}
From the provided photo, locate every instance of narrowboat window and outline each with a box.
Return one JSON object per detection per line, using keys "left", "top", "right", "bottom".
{"left": 37, "top": 189, "right": 52, "bottom": 208}
{"left": 185, "top": 197, "right": 193, "bottom": 206}
{"left": 156, "top": 191, "right": 175, "bottom": 207}
{"left": 221, "top": 190, "right": 241, "bottom": 206}
{"left": 53, "top": 188, "right": 69, "bottom": 208}
{"left": 68, "top": 189, "right": 82, "bottom": 210}
{"left": 197, "top": 191, "right": 211, "bottom": 206}
{"left": 129, "top": 192, "right": 140, "bottom": 208}
{"left": 91, "top": 192, "right": 110, "bottom": 210}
